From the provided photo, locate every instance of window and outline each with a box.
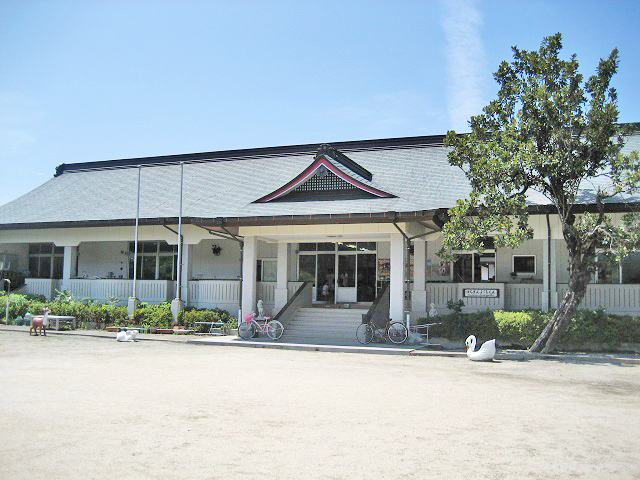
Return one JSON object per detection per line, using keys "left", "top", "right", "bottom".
{"left": 596, "top": 251, "right": 640, "bottom": 284}
{"left": 298, "top": 255, "right": 316, "bottom": 284}
{"left": 513, "top": 255, "right": 536, "bottom": 276}
{"left": 452, "top": 252, "right": 496, "bottom": 283}
{"left": 128, "top": 241, "right": 177, "bottom": 280}
{"left": 594, "top": 256, "right": 620, "bottom": 284}
{"left": 256, "top": 259, "right": 277, "bottom": 282}
{"left": 622, "top": 252, "right": 640, "bottom": 284}
{"left": 28, "top": 243, "right": 64, "bottom": 279}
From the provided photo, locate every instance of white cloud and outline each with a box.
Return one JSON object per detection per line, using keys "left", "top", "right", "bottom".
{"left": 440, "top": 0, "right": 486, "bottom": 132}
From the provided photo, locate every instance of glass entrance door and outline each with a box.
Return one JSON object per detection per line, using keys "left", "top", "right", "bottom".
{"left": 357, "top": 254, "right": 376, "bottom": 302}
{"left": 336, "top": 254, "right": 356, "bottom": 303}
{"left": 316, "top": 254, "right": 335, "bottom": 302}
{"left": 297, "top": 242, "right": 378, "bottom": 304}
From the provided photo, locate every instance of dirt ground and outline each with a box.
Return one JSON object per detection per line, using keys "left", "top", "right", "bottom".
{"left": 1, "top": 331, "right": 639, "bottom": 480}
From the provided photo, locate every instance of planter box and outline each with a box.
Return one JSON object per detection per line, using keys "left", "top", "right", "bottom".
{"left": 156, "top": 329, "right": 174, "bottom": 334}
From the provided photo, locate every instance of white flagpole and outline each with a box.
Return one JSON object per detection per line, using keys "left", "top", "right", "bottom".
{"left": 176, "top": 162, "right": 184, "bottom": 300}
{"left": 132, "top": 165, "right": 142, "bottom": 300}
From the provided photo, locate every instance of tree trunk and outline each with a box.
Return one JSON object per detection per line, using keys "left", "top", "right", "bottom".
{"left": 529, "top": 253, "right": 591, "bottom": 353}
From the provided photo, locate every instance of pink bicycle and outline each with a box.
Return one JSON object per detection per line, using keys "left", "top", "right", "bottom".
{"left": 238, "top": 313, "right": 284, "bottom": 340}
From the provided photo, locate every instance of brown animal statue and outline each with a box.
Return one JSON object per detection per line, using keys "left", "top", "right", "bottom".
{"left": 30, "top": 307, "right": 50, "bottom": 336}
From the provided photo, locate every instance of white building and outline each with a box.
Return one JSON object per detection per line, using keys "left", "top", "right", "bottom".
{"left": 1, "top": 133, "right": 639, "bottom": 336}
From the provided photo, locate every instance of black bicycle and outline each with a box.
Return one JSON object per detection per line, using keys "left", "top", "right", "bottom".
{"left": 356, "top": 319, "right": 408, "bottom": 345}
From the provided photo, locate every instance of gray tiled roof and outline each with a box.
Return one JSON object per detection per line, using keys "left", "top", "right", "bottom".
{"left": 0, "top": 134, "right": 638, "bottom": 227}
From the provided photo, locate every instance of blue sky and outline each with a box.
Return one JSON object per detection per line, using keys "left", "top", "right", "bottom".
{"left": 1, "top": 0, "right": 639, "bottom": 206}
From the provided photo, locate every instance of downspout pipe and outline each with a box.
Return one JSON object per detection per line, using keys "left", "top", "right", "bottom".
{"left": 203, "top": 225, "right": 244, "bottom": 323}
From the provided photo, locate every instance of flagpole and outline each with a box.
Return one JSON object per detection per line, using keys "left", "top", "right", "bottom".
{"left": 171, "top": 162, "right": 185, "bottom": 325}
{"left": 128, "top": 165, "right": 142, "bottom": 319}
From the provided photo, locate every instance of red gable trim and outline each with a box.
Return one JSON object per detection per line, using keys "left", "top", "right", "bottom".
{"left": 255, "top": 156, "right": 393, "bottom": 203}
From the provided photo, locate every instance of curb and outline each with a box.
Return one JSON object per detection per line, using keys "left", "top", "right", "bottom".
{"left": 2, "top": 326, "right": 639, "bottom": 365}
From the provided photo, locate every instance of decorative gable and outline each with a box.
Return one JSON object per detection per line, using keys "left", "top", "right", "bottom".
{"left": 254, "top": 144, "right": 394, "bottom": 203}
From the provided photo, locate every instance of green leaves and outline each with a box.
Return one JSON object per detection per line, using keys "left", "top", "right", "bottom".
{"left": 441, "top": 33, "right": 639, "bottom": 262}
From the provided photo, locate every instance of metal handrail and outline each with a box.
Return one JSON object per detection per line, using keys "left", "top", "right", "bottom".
{"left": 361, "top": 283, "right": 390, "bottom": 330}
{"left": 273, "top": 281, "right": 311, "bottom": 325}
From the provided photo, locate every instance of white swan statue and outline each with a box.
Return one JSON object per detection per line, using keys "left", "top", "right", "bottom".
{"left": 465, "top": 335, "right": 496, "bottom": 361}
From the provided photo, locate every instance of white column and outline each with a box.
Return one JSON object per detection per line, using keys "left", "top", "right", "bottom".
{"left": 61, "top": 246, "right": 78, "bottom": 291}
{"left": 411, "top": 239, "right": 427, "bottom": 319}
{"left": 274, "top": 242, "right": 289, "bottom": 314}
{"left": 389, "top": 234, "right": 405, "bottom": 322}
{"left": 241, "top": 235, "right": 258, "bottom": 319}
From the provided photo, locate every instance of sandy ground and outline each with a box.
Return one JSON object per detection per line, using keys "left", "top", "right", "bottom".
{"left": 1, "top": 331, "right": 639, "bottom": 480}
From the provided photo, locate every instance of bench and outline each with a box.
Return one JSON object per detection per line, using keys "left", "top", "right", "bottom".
{"left": 26, "top": 314, "right": 76, "bottom": 331}
{"left": 194, "top": 321, "right": 229, "bottom": 335}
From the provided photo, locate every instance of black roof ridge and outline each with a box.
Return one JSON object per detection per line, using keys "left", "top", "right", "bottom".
{"left": 54, "top": 134, "right": 450, "bottom": 176}
{"left": 53, "top": 122, "right": 640, "bottom": 176}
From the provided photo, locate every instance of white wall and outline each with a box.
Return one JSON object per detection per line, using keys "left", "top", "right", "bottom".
{"left": 555, "top": 240, "right": 570, "bottom": 283}
{"left": 191, "top": 239, "right": 241, "bottom": 280}
{"left": 496, "top": 239, "right": 544, "bottom": 283}
{"left": 77, "top": 242, "right": 129, "bottom": 278}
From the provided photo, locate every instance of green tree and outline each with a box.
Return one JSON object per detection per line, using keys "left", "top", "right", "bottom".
{"left": 441, "top": 33, "right": 640, "bottom": 353}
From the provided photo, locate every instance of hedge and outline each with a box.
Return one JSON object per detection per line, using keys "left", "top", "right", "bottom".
{"left": 0, "top": 292, "right": 237, "bottom": 330}
{"left": 421, "top": 309, "right": 640, "bottom": 348}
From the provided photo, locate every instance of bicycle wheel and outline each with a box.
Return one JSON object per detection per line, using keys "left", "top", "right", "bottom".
{"left": 356, "top": 323, "right": 374, "bottom": 344}
{"left": 238, "top": 321, "right": 255, "bottom": 339}
{"left": 387, "top": 322, "right": 408, "bottom": 344}
{"left": 266, "top": 320, "right": 284, "bottom": 340}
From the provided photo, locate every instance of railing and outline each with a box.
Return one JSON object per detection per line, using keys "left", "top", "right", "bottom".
{"left": 256, "top": 282, "right": 275, "bottom": 310}
{"left": 558, "top": 283, "right": 640, "bottom": 314}
{"left": 425, "top": 283, "right": 458, "bottom": 311}
{"left": 362, "top": 283, "right": 390, "bottom": 329}
{"left": 24, "top": 279, "right": 57, "bottom": 300}
{"left": 188, "top": 280, "right": 240, "bottom": 311}
{"left": 273, "top": 282, "right": 312, "bottom": 328}
{"left": 505, "top": 284, "right": 542, "bottom": 310}
{"left": 67, "top": 279, "right": 171, "bottom": 304}
{"left": 427, "top": 282, "right": 513, "bottom": 312}
{"left": 23, "top": 278, "right": 171, "bottom": 304}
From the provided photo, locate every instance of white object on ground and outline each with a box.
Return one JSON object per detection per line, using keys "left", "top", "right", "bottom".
{"left": 116, "top": 330, "right": 138, "bottom": 342}
{"left": 465, "top": 335, "right": 496, "bottom": 361}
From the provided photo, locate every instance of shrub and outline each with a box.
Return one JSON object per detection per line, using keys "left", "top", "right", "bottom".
{"left": 493, "top": 310, "right": 549, "bottom": 347}
{"left": 424, "top": 309, "right": 640, "bottom": 349}
{"left": 179, "top": 308, "right": 237, "bottom": 330}
{"left": 430, "top": 310, "right": 499, "bottom": 344}
{"left": 133, "top": 303, "right": 173, "bottom": 329}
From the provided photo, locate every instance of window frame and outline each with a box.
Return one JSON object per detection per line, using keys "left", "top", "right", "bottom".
{"left": 512, "top": 255, "right": 536, "bottom": 276}
{"left": 28, "top": 243, "right": 64, "bottom": 279}
{"left": 256, "top": 258, "right": 277, "bottom": 282}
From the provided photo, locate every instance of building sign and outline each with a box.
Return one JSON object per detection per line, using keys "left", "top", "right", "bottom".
{"left": 463, "top": 288, "right": 499, "bottom": 298}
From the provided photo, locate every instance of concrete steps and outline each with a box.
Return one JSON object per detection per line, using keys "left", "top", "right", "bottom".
{"left": 282, "top": 307, "right": 367, "bottom": 343}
